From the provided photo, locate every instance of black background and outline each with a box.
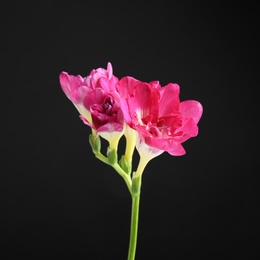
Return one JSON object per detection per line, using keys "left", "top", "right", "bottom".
{"left": 1, "top": 1, "right": 259, "bottom": 259}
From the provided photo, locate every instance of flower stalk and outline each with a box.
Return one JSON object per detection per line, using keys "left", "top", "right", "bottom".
{"left": 128, "top": 175, "right": 142, "bottom": 260}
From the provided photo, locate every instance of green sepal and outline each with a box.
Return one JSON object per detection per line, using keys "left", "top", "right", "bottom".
{"left": 89, "top": 134, "right": 101, "bottom": 154}
{"left": 107, "top": 148, "right": 118, "bottom": 165}
{"left": 119, "top": 155, "right": 132, "bottom": 175}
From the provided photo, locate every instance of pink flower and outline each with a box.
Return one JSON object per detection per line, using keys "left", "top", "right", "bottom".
{"left": 118, "top": 76, "right": 203, "bottom": 157}
{"left": 59, "top": 63, "right": 125, "bottom": 142}
{"left": 80, "top": 87, "right": 124, "bottom": 134}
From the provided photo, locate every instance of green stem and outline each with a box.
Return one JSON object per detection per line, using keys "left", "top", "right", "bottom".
{"left": 95, "top": 151, "right": 109, "bottom": 164}
{"left": 127, "top": 175, "right": 142, "bottom": 260}
{"left": 95, "top": 152, "right": 132, "bottom": 194}
{"left": 112, "top": 163, "right": 132, "bottom": 194}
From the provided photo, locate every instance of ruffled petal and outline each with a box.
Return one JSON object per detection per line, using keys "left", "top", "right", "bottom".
{"left": 179, "top": 100, "right": 203, "bottom": 124}
{"left": 159, "top": 83, "right": 180, "bottom": 116}
{"left": 145, "top": 137, "right": 186, "bottom": 156}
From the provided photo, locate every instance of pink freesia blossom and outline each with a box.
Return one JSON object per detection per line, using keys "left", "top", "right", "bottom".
{"left": 118, "top": 76, "right": 203, "bottom": 157}
{"left": 59, "top": 63, "right": 125, "bottom": 143}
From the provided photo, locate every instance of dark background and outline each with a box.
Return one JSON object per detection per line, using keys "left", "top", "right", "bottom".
{"left": 1, "top": 1, "right": 259, "bottom": 259}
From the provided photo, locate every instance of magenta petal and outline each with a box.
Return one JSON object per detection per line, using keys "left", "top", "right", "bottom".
{"left": 167, "top": 142, "right": 186, "bottom": 156}
{"left": 59, "top": 72, "right": 88, "bottom": 103}
{"left": 173, "top": 118, "right": 199, "bottom": 142}
{"left": 70, "top": 86, "right": 89, "bottom": 104}
{"left": 145, "top": 137, "right": 186, "bottom": 156}
{"left": 118, "top": 77, "right": 143, "bottom": 125}
{"left": 99, "top": 77, "right": 118, "bottom": 94}
{"left": 118, "top": 76, "right": 141, "bottom": 98}
{"left": 159, "top": 83, "right": 180, "bottom": 116}
{"left": 133, "top": 82, "right": 160, "bottom": 121}
{"left": 59, "top": 72, "right": 72, "bottom": 97}
{"left": 79, "top": 115, "right": 93, "bottom": 128}
{"left": 106, "top": 62, "right": 113, "bottom": 79}
{"left": 179, "top": 100, "right": 203, "bottom": 124}
{"left": 83, "top": 88, "right": 104, "bottom": 110}
{"left": 98, "top": 122, "right": 124, "bottom": 133}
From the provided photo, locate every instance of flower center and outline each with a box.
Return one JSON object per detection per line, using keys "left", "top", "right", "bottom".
{"left": 142, "top": 115, "right": 182, "bottom": 138}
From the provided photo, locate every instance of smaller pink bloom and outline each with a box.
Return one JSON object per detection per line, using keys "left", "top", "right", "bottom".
{"left": 80, "top": 87, "right": 124, "bottom": 134}
{"left": 59, "top": 62, "right": 124, "bottom": 137}
{"left": 118, "top": 76, "right": 203, "bottom": 157}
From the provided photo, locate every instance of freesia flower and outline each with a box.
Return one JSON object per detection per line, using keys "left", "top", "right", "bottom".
{"left": 59, "top": 62, "right": 125, "bottom": 149}
{"left": 118, "top": 76, "right": 203, "bottom": 168}
{"left": 59, "top": 62, "right": 203, "bottom": 260}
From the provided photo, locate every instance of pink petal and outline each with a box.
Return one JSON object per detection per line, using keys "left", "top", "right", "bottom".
{"left": 167, "top": 142, "right": 186, "bottom": 156}
{"left": 99, "top": 77, "right": 118, "bottom": 94}
{"left": 118, "top": 76, "right": 141, "bottom": 98}
{"left": 59, "top": 72, "right": 72, "bottom": 97}
{"left": 59, "top": 72, "right": 88, "bottom": 102}
{"left": 118, "top": 77, "right": 142, "bottom": 125}
{"left": 159, "top": 83, "right": 180, "bottom": 116}
{"left": 79, "top": 115, "right": 93, "bottom": 128}
{"left": 133, "top": 82, "right": 160, "bottom": 123}
{"left": 179, "top": 100, "right": 203, "bottom": 124}
{"left": 98, "top": 122, "right": 124, "bottom": 133}
{"left": 70, "top": 85, "right": 89, "bottom": 104}
{"left": 173, "top": 118, "right": 199, "bottom": 142}
{"left": 106, "top": 62, "right": 113, "bottom": 80}
{"left": 83, "top": 88, "right": 104, "bottom": 110}
{"left": 145, "top": 137, "right": 186, "bottom": 156}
